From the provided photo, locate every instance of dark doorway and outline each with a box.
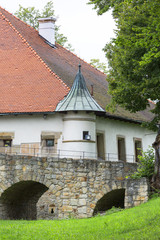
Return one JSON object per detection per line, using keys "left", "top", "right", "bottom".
{"left": 117, "top": 137, "right": 126, "bottom": 161}
{"left": 97, "top": 133, "right": 105, "bottom": 160}
{"left": 0, "top": 181, "right": 48, "bottom": 220}
{"left": 93, "top": 189, "right": 125, "bottom": 216}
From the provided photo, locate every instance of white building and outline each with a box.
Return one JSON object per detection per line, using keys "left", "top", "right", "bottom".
{"left": 0, "top": 7, "right": 156, "bottom": 162}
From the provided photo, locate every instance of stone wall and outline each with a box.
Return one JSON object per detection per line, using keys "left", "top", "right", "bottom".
{"left": 0, "top": 154, "right": 149, "bottom": 219}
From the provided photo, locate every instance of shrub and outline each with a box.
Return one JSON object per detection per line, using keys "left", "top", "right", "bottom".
{"left": 128, "top": 147, "right": 155, "bottom": 179}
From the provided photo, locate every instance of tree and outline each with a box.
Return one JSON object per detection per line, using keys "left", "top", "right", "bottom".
{"left": 107, "top": 1, "right": 160, "bottom": 129}
{"left": 89, "top": 0, "right": 160, "bottom": 188}
{"left": 90, "top": 59, "right": 108, "bottom": 74}
{"left": 41, "top": 1, "right": 55, "bottom": 17}
{"left": 88, "top": 0, "right": 124, "bottom": 17}
{"left": 15, "top": 5, "right": 40, "bottom": 29}
{"left": 15, "top": 1, "right": 74, "bottom": 51}
{"left": 89, "top": 0, "right": 160, "bottom": 129}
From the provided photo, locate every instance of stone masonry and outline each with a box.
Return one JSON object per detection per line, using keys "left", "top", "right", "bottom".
{"left": 0, "top": 154, "right": 149, "bottom": 220}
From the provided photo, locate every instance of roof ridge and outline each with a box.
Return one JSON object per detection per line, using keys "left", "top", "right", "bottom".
{"left": 0, "top": 8, "right": 70, "bottom": 93}
{"left": 56, "top": 42, "right": 107, "bottom": 76}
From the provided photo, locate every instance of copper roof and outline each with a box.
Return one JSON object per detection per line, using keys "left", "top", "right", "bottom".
{"left": 56, "top": 65, "right": 105, "bottom": 112}
{"left": 0, "top": 7, "right": 155, "bottom": 122}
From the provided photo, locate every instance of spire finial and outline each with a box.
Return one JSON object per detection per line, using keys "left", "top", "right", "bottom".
{"left": 78, "top": 64, "right": 81, "bottom": 73}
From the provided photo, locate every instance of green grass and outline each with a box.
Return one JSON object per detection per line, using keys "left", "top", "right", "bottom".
{"left": 1, "top": 197, "right": 160, "bottom": 240}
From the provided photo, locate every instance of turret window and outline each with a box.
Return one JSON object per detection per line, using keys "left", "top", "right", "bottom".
{"left": 83, "top": 131, "right": 91, "bottom": 140}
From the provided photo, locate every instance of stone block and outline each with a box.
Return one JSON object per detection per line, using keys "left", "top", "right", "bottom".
{"left": 81, "top": 182, "right": 87, "bottom": 187}
{"left": 55, "top": 191, "right": 61, "bottom": 197}
{"left": 63, "top": 192, "right": 69, "bottom": 196}
{"left": 15, "top": 165, "right": 22, "bottom": 170}
{"left": 60, "top": 163, "right": 67, "bottom": 168}
{"left": 79, "top": 194, "right": 87, "bottom": 199}
{"left": 70, "top": 199, "right": 78, "bottom": 206}
{"left": 116, "top": 177, "right": 124, "bottom": 181}
{"left": 62, "top": 206, "right": 73, "bottom": 212}
{"left": 78, "top": 206, "right": 87, "bottom": 214}
{"left": 63, "top": 199, "right": 70, "bottom": 205}
{"left": 67, "top": 183, "right": 74, "bottom": 188}
{"left": 134, "top": 201, "right": 141, "bottom": 206}
{"left": 90, "top": 203, "right": 95, "bottom": 209}
{"left": 80, "top": 177, "right": 87, "bottom": 182}
{"left": 79, "top": 199, "right": 86, "bottom": 206}
{"left": 82, "top": 187, "right": 87, "bottom": 194}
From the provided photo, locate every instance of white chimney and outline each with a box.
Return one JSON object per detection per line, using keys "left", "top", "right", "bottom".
{"left": 38, "top": 17, "right": 56, "bottom": 46}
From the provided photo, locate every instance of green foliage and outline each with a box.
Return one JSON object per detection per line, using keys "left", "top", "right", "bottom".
{"left": 41, "top": 1, "right": 54, "bottom": 17}
{"left": 1, "top": 198, "right": 160, "bottom": 239}
{"left": 89, "top": 0, "right": 160, "bottom": 129}
{"left": 15, "top": 5, "right": 40, "bottom": 29}
{"left": 15, "top": 1, "right": 54, "bottom": 29}
{"left": 149, "top": 191, "right": 160, "bottom": 199}
{"left": 88, "top": 0, "right": 124, "bottom": 17}
{"left": 90, "top": 59, "right": 108, "bottom": 74}
{"left": 128, "top": 147, "right": 155, "bottom": 179}
{"left": 107, "top": 0, "right": 160, "bottom": 129}
{"left": 15, "top": 1, "right": 74, "bottom": 51}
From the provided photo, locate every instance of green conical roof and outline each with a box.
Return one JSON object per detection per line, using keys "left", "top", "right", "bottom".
{"left": 55, "top": 65, "right": 105, "bottom": 112}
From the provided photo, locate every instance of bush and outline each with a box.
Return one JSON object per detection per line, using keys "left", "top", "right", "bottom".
{"left": 128, "top": 147, "right": 155, "bottom": 179}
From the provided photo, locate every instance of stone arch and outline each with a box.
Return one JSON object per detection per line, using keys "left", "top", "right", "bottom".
{"left": 0, "top": 181, "right": 48, "bottom": 220}
{"left": 93, "top": 188, "right": 125, "bottom": 216}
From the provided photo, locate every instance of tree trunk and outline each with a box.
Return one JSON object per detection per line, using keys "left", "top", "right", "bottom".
{"left": 152, "top": 131, "right": 160, "bottom": 189}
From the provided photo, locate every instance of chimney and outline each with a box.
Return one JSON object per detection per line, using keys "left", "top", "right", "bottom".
{"left": 38, "top": 17, "right": 56, "bottom": 46}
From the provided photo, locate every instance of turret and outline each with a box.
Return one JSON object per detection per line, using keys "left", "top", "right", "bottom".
{"left": 56, "top": 65, "right": 105, "bottom": 159}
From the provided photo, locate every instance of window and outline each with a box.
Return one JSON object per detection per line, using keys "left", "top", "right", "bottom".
{"left": 46, "top": 139, "right": 54, "bottom": 147}
{"left": 3, "top": 140, "right": 12, "bottom": 147}
{"left": 117, "top": 137, "right": 126, "bottom": 161}
{"left": 83, "top": 131, "right": 91, "bottom": 140}
{"left": 96, "top": 132, "right": 105, "bottom": 160}
{"left": 134, "top": 139, "right": 142, "bottom": 162}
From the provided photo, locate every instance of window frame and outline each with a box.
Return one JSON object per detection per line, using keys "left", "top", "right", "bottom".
{"left": 83, "top": 131, "right": 90, "bottom": 140}
{"left": 133, "top": 138, "right": 142, "bottom": 162}
{"left": 3, "top": 139, "right": 12, "bottom": 147}
{"left": 46, "top": 139, "right": 55, "bottom": 147}
{"left": 117, "top": 135, "right": 126, "bottom": 162}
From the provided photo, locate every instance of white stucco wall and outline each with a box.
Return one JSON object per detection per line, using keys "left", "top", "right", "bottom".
{"left": 63, "top": 112, "right": 96, "bottom": 141}
{"left": 0, "top": 114, "right": 63, "bottom": 145}
{"left": 0, "top": 112, "right": 156, "bottom": 161}
{"left": 96, "top": 117, "right": 156, "bottom": 162}
{"left": 62, "top": 112, "right": 97, "bottom": 158}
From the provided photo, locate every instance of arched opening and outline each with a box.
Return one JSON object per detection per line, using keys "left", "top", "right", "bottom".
{"left": 0, "top": 181, "right": 48, "bottom": 220}
{"left": 93, "top": 188, "right": 125, "bottom": 216}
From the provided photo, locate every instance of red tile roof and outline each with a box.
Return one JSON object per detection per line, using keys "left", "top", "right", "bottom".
{"left": 0, "top": 9, "right": 69, "bottom": 113}
{"left": 0, "top": 7, "right": 155, "bottom": 122}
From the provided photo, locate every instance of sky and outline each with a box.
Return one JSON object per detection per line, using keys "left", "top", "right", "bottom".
{"left": 0, "top": 0, "right": 116, "bottom": 65}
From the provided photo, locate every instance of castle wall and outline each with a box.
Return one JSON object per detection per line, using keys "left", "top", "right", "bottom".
{"left": 0, "top": 155, "right": 149, "bottom": 220}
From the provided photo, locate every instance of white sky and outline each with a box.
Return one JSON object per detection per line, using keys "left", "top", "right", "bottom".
{"left": 0, "top": 0, "right": 116, "bottom": 65}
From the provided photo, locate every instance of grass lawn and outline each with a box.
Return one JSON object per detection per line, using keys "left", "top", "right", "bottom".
{"left": 0, "top": 197, "right": 160, "bottom": 240}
